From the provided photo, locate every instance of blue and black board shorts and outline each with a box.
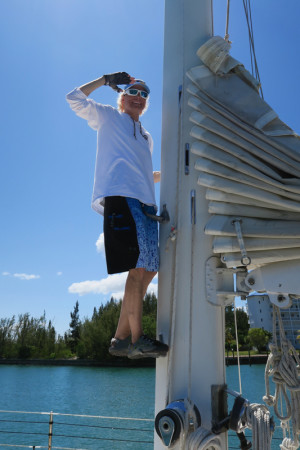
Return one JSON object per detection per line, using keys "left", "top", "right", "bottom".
{"left": 103, "top": 196, "right": 159, "bottom": 274}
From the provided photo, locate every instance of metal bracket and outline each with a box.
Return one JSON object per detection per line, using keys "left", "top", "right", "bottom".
{"left": 206, "top": 256, "right": 249, "bottom": 306}
{"left": 143, "top": 204, "right": 170, "bottom": 224}
{"left": 191, "top": 190, "right": 196, "bottom": 224}
{"left": 268, "top": 293, "right": 292, "bottom": 309}
{"left": 236, "top": 270, "right": 251, "bottom": 297}
{"left": 232, "top": 218, "right": 251, "bottom": 266}
{"left": 211, "top": 384, "right": 228, "bottom": 434}
{"left": 211, "top": 387, "right": 250, "bottom": 437}
{"left": 185, "top": 143, "right": 190, "bottom": 175}
{"left": 247, "top": 293, "right": 292, "bottom": 309}
{"left": 245, "top": 260, "right": 300, "bottom": 297}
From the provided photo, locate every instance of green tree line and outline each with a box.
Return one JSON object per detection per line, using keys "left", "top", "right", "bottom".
{"left": 0, "top": 297, "right": 272, "bottom": 361}
{"left": 0, "top": 293, "right": 157, "bottom": 361}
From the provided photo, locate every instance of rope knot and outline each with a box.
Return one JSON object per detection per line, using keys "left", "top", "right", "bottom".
{"left": 280, "top": 420, "right": 289, "bottom": 430}
{"left": 280, "top": 437, "right": 299, "bottom": 450}
{"left": 263, "top": 394, "right": 275, "bottom": 407}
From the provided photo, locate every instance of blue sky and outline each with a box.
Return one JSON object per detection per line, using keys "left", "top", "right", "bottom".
{"left": 1, "top": 0, "right": 300, "bottom": 336}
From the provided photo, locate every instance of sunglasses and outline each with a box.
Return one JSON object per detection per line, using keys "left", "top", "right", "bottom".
{"left": 124, "top": 88, "right": 149, "bottom": 99}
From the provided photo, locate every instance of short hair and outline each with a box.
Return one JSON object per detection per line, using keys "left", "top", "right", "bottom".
{"left": 117, "top": 92, "right": 149, "bottom": 115}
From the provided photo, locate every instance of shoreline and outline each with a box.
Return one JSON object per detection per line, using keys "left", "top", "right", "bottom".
{"left": 225, "top": 354, "right": 267, "bottom": 365}
{"left": 0, "top": 358, "right": 155, "bottom": 367}
{"left": 0, "top": 355, "right": 268, "bottom": 367}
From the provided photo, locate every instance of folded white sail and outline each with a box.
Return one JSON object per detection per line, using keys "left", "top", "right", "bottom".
{"left": 213, "top": 236, "right": 300, "bottom": 253}
{"left": 188, "top": 36, "right": 300, "bottom": 267}
{"left": 208, "top": 202, "right": 300, "bottom": 220}
{"left": 221, "top": 248, "right": 300, "bottom": 268}
{"left": 205, "top": 215, "right": 300, "bottom": 238}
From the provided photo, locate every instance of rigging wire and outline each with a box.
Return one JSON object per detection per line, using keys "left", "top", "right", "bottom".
{"left": 53, "top": 421, "right": 153, "bottom": 432}
{"left": 211, "top": 0, "right": 214, "bottom": 37}
{"left": 0, "top": 410, "right": 154, "bottom": 422}
{"left": 0, "top": 417, "right": 153, "bottom": 432}
{"left": 242, "top": 0, "right": 264, "bottom": 98}
{"left": 0, "top": 429, "right": 153, "bottom": 445}
{"left": 40, "top": 433, "right": 154, "bottom": 444}
{"left": 0, "top": 419, "right": 48, "bottom": 425}
{"left": 0, "top": 445, "right": 89, "bottom": 450}
{"left": 0, "top": 410, "right": 155, "bottom": 448}
{"left": 0, "top": 447, "right": 80, "bottom": 450}
{"left": 224, "top": 0, "right": 263, "bottom": 97}
{"left": 225, "top": 0, "right": 230, "bottom": 41}
{"left": 0, "top": 430, "right": 47, "bottom": 437}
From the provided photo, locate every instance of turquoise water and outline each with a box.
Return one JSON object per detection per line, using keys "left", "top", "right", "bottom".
{"left": 0, "top": 364, "right": 286, "bottom": 449}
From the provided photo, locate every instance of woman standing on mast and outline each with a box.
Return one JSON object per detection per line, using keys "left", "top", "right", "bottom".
{"left": 66, "top": 72, "right": 168, "bottom": 359}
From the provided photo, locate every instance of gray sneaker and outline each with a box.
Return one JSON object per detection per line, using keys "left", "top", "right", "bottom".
{"left": 109, "top": 336, "right": 131, "bottom": 357}
{"left": 128, "top": 335, "right": 169, "bottom": 359}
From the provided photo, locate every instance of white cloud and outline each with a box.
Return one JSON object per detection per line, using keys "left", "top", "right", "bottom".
{"left": 2, "top": 272, "right": 40, "bottom": 280}
{"left": 13, "top": 273, "right": 40, "bottom": 281}
{"left": 57, "top": 272, "right": 63, "bottom": 276}
{"left": 95, "top": 233, "right": 105, "bottom": 253}
{"left": 147, "top": 282, "right": 158, "bottom": 296}
{"left": 68, "top": 272, "right": 128, "bottom": 296}
{"left": 111, "top": 290, "right": 125, "bottom": 300}
{"left": 68, "top": 272, "right": 158, "bottom": 297}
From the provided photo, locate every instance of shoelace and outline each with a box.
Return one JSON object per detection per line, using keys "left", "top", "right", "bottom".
{"left": 141, "top": 335, "right": 164, "bottom": 346}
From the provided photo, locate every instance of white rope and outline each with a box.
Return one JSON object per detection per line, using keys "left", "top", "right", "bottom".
{"left": 165, "top": 82, "right": 183, "bottom": 404}
{"left": 188, "top": 198, "right": 196, "bottom": 401}
{"left": 187, "top": 426, "right": 222, "bottom": 449}
{"left": 245, "top": 403, "right": 273, "bottom": 449}
{"left": 263, "top": 306, "right": 300, "bottom": 449}
{"left": 280, "top": 437, "right": 300, "bottom": 450}
{"left": 233, "top": 299, "right": 242, "bottom": 394}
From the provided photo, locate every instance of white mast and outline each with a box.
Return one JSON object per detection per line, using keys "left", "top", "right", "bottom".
{"left": 154, "top": 1, "right": 300, "bottom": 448}
{"left": 155, "top": 0, "right": 227, "bottom": 448}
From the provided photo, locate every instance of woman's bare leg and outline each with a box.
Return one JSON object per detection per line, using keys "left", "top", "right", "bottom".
{"left": 114, "top": 268, "right": 157, "bottom": 343}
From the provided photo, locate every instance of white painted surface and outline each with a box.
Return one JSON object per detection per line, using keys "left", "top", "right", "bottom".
{"left": 155, "top": 1, "right": 227, "bottom": 448}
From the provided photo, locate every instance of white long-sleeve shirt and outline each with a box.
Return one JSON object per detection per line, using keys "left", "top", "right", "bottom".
{"left": 66, "top": 88, "right": 156, "bottom": 215}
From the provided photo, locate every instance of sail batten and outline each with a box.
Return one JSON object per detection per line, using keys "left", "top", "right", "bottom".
{"left": 213, "top": 236, "right": 300, "bottom": 253}
{"left": 208, "top": 202, "right": 300, "bottom": 220}
{"left": 205, "top": 215, "right": 300, "bottom": 238}
{"left": 188, "top": 36, "right": 300, "bottom": 268}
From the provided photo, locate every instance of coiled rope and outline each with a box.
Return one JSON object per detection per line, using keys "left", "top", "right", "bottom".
{"left": 263, "top": 305, "right": 300, "bottom": 449}
{"left": 187, "top": 426, "right": 222, "bottom": 449}
{"left": 245, "top": 403, "right": 274, "bottom": 449}
{"left": 280, "top": 437, "right": 300, "bottom": 450}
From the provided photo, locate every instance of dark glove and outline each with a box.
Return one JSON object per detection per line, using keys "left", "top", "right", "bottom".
{"left": 104, "top": 72, "right": 131, "bottom": 93}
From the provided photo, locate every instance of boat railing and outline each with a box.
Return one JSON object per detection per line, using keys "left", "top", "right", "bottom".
{"left": 0, "top": 409, "right": 155, "bottom": 449}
